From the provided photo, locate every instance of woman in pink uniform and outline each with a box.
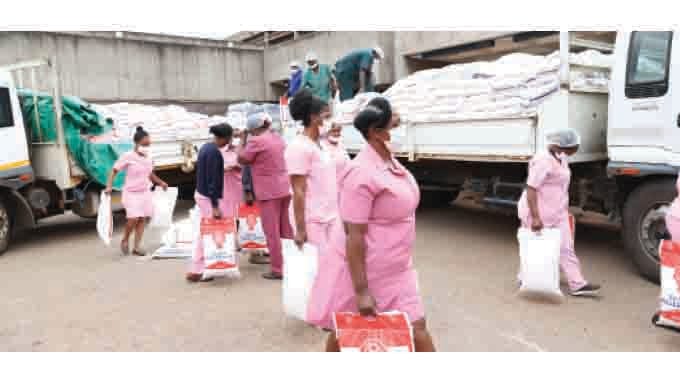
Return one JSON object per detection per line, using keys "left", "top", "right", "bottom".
{"left": 220, "top": 131, "right": 243, "bottom": 220}
{"left": 517, "top": 128, "right": 601, "bottom": 297}
{"left": 666, "top": 177, "right": 680, "bottom": 241}
{"left": 285, "top": 89, "right": 339, "bottom": 254}
{"left": 321, "top": 121, "right": 350, "bottom": 187}
{"left": 106, "top": 126, "right": 168, "bottom": 256}
{"left": 238, "top": 113, "right": 294, "bottom": 280}
{"left": 307, "top": 97, "right": 436, "bottom": 352}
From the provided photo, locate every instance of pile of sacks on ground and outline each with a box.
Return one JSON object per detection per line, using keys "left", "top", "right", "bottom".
{"left": 333, "top": 50, "right": 612, "bottom": 124}
{"left": 91, "top": 103, "right": 230, "bottom": 142}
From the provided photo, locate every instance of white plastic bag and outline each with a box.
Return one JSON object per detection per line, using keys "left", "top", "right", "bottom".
{"left": 150, "top": 187, "right": 178, "bottom": 228}
{"left": 517, "top": 228, "right": 563, "bottom": 298}
{"left": 97, "top": 192, "right": 113, "bottom": 246}
{"left": 201, "top": 218, "right": 240, "bottom": 280}
{"left": 282, "top": 239, "right": 319, "bottom": 321}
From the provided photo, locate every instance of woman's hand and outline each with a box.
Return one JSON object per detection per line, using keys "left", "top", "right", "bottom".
{"left": 531, "top": 218, "right": 544, "bottom": 233}
{"left": 160, "top": 181, "right": 169, "bottom": 191}
{"left": 356, "top": 289, "right": 377, "bottom": 317}
{"left": 294, "top": 228, "right": 307, "bottom": 249}
{"left": 212, "top": 208, "right": 222, "bottom": 220}
{"left": 104, "top": 186, "right": 113, "bottom": 195}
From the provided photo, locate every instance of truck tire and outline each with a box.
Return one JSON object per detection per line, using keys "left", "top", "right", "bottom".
{"left": 419, "top": 190, "right": 459, "bottom": 209}
{"left": 0, "top": 198, "right": 11, "bottom": 255}
{"left": 622, "top": 179, "right": 676, "bottom": 283}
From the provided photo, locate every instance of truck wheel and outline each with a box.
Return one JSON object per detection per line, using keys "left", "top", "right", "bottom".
{"left": 622, "top": 179, "right": 676, "bottom": 283}
{"left": 419, "top": 190, "right": 459, "bottom": 209}
{"left": 0, "top": 199, "right": 11, "bottom": 255}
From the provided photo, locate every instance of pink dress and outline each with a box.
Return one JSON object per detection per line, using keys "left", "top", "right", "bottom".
{"left": 220, "top": 145, "right": 243, "bottom": 220}
{"left": 285, "top": 135, "right": 340, "bottom": 253}
{"left": 517, "top": 153, "right": 587, "bottom": 291}
{"left": 113, "top": 151, "right": 153, "bottom": 219}
{"left": 321, "top": 139, "right": 350, "bottom": 188}
{"left": 306, "top": 144, "right": 424, "bottom": 329}
{"left": 666, "top": 176, "right": 680, "bottom": 241}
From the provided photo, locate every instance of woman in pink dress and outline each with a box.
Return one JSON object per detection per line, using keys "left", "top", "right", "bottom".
{"left": 285, "top": 89, "right": 340, "bottom": 255}
{"left": 307, "top": 97, "right": 436, "bottom": 352}
{"left": 106, "top": 126, "right": 168, "bottom": 256}
{"left": 238, "top": 113, "right": 294, "bottom": 280}
{"left": 220, "top": 132, "right": 243, "bottom": 221}
{"left": 517, "top": 128, "right": 601, "bottom": 297}
{"left": 321, "top": 121, "right": 350, "bottom": 187}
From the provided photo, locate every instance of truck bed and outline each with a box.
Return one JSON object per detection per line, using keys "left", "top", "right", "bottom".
{"left": 341, "top": 89, "right": 609, "bottom": 164}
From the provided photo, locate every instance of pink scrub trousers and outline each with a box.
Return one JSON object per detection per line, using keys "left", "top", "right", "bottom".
{"left": 189, "top": 193, "right": 218, "bottom": 275}
{"left": 257, "top": 196, "right": 294, "bottom": 275}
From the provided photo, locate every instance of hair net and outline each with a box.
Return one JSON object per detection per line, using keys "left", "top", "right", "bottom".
{"left": 545, "top": 128, "right": 581, "bottom": 148}
{"left": 289, "top": 61, "right": 301, "bottom": 69}
{"left": 246, "top": 112, "right": 268, "bottom": 131}
{"left": 373, "top": 46, "right": 385, "bottom": 60}
{"left": 305, "top": 52, "right": 318, "bottom": 62}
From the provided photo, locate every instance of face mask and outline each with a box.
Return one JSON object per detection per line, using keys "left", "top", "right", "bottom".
{"left": 231, "top": 138, "right": 241, "bottom": 147}
{"left": 382, "top": 130, "right": 402, "bottom": 153}
{"left": 327, "top": 135, "right": 341, "bottom": 145}
{"left": 320, "top": 120, "right": 332, "bottom": 136}
{"left": 557, "top": 151, "right": 568, "bottom": 160}
{"left": 137, "top": 146, "right": 152, "bottom": 157}
{"left": 290, "top": 69, "right": 299, "bottom": 76}
{"left": 309, "top": 62, "right": 319, "bottom": 70}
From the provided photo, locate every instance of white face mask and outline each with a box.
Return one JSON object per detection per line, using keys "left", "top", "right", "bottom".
{"left": 137, "top": 146, "right": 152, "bottom": 157}
{"left": 557, "top": 151, "right": 568, "bottom": 160}
{"left": 231, "top": 138, "right": 241, "bottom": 147}
{"left": 383, "top": 130, "right": 402, "bottom": 153}
{"left": 320, "top": 120, "right": 332, "bottom": 136}
{"left": 327, "top": 135, "right": 341, "bottom": 145}
{"left": 309, "top": 62, "right": 319, "bottom": 70}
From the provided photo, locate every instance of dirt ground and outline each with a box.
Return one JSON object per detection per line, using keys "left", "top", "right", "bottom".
{"left": 1, "top": 201, "right": 679, "bottom": 351}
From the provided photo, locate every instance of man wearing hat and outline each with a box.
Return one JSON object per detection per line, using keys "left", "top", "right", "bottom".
{"left": 302, "top": 51, "right": 337, "bottom": 104}
{"left": 287, "top": 61, "right": 303, "bottom": 99}
{"left": 333, "top": 46, "right": 385, "bottom": 101}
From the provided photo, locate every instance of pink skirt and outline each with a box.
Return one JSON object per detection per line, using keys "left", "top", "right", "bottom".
{"left": 122, "top": 190, "right": 153, "bottom": 219}
{"left": 667, "top": 215, "right": 680, "bottom": 242}
{"left": 306, "top": 245, "right": 425, "bottom": 330}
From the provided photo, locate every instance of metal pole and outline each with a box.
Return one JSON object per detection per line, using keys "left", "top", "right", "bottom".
{"left": 560, "top": 30, "right": 570, "bottom": 84}
{"left": 50, "top": 57, "right": 66, "bottom": 148}
{"left": 30, "top": 67, "right": 42, "bottom": 142}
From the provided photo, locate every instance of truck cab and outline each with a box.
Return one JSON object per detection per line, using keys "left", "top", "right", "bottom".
{"left": 608, "top": 31, "right": 680, "bottom": 280}
{"left": 0, "top": 70, "right": 35, "bottom": 252}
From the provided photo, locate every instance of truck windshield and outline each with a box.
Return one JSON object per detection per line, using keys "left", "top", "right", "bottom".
{"left": 627, "top": 31, "right": 672, "bottom": 85}
{"left": 0, "top": 87, "right": 14, "bottom": 128}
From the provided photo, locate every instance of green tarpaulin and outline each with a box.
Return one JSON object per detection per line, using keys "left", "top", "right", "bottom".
{"left": 18, "top": 90, "right": 132, "bottom": 190}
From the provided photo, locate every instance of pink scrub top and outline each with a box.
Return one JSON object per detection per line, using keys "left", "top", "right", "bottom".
{"left": 238, "top": 130, "right": 291, "bottom": 201}
{"left": 669, "top": 176, "right": 680, "bottom": 220}
{"left": 321, "top": 139, "right": 350, "bottom": 186}
{"left": 113, "top": 151, "right": 153, "bottom": 192}
{"left": 285, "top": 135, "right": 339, "bottom": 224}
{"left": 517, "top": 152, "right": 570, "bottom": 227}
{"left": 221, "top": 145, "right": 243, "bottom": 218}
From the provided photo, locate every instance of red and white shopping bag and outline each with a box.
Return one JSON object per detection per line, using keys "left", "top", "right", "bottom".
{"left": 333, "top": 312, "right": 415, "bottom": 352}
{"left": 200, "top": 218, "right": 239, "bottom": 280}
{"left": 654, "top": 240, "right": 680, "bottom": 330}
{"left": 237, "top": 204, "right": 267, "bottom": 251}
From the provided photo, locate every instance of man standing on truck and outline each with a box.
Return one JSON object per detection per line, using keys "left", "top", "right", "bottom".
{"left": 334, "top": 47, "right": 384, "bottom": 101}
{"left": 287, "top": 61, "right": 303, "bottom": 99}
{"left": 302, "top": 52, "right": 337, "bottom": 104}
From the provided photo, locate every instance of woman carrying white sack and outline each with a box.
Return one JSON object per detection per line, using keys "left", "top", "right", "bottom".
{"left": 517, "top": 128, "right": 601, "bottom": 297}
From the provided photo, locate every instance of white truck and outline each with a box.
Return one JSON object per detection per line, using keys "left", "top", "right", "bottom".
{"left": 0, "top": 59, "right": 210, "bottom": 254}
{"left": 341, "top": 31, "right": 677, "bottom": 282}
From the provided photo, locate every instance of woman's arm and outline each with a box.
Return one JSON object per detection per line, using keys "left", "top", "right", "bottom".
{"left": 290, "top": 175, "right": 308, "bottom": 248}
{"left": 346, "top": 222, "right": 376, "bottom": 316}
{"left": 149, "top": 173, "right": 168, "bottom": 190}
{"left": 104, "top": 168, "right": 119, "bottom": 194}
{"left": 526, "top": 187, "right": 543, "bottom": 232}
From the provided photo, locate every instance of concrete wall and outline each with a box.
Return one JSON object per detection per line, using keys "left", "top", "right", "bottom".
{"left": 0, "top": 32, "right": 266, "bottom": 112}
{"left": 393, "top": 31, "right": 514, "bottom": 78}
{"left": 263, "top": 31, "right": 395, "bottom": 99}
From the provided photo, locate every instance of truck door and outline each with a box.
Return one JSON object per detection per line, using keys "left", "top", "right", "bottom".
{"left": 609, "top": 31, "right": 674, "bottom": 164}
{"left": 0, "top": 75, "right": 32, "bottom": 183}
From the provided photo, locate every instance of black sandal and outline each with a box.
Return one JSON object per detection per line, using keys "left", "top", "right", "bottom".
{"left": 262, "top": 272, "right": 283, "bottom": 280}
{"left": 132, "top": 249, "right": 146, "bottom": 257}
